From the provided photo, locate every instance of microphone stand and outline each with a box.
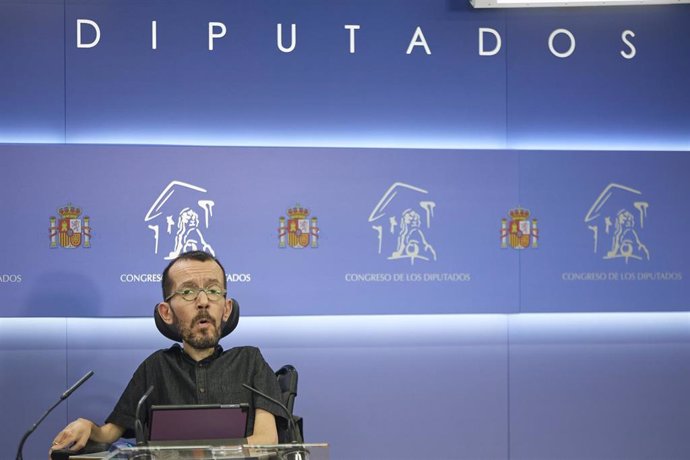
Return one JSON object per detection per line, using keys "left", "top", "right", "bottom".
{"left": 16, "top": 371, "right": 95, "bottom": 460}
{"left": 135, "top": 385, "right": 155, "bottom": 447}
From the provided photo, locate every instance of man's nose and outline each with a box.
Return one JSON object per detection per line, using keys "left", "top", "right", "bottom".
{"left": 196, "top": 290, "right": 210, "bottom": 307}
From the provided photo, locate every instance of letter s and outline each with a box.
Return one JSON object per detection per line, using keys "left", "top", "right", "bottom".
{"left": 621, "top": 30, "right": 636, "bottom": 60}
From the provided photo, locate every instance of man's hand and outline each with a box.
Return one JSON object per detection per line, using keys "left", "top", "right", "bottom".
{"left": 49, "top": 418, "right": 93, "bottom": 454}
{"left": 247, "top": 409, "right": 279, "bottom": 445}
{"left": 49, "top": 420, "right": 123, "bottom": 458}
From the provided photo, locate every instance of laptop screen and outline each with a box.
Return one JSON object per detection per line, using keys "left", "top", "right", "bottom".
{"left": 148, "top": 403, "right": 250, "bottom": 442}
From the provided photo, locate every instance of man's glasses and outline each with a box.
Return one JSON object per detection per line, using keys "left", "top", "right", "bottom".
{"left": 165, "top": 286, "right": 227, "bottom": 302}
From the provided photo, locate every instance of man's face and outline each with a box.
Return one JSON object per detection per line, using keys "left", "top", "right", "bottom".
{"left": 163, "top": 259, "right": 231, "bottom": 351}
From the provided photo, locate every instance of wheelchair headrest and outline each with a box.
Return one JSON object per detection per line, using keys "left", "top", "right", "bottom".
{"left": 153, "top": 298, "right": 240, "bottom": 342}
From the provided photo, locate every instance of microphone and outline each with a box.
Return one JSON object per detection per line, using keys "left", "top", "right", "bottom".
{"left": 61, "top": 371, "right": 95, "bottom": 400}
{"left": 135, "top": 385, "right": 155, "bottom": 447}
{"left": 242, "top": 384, "right": 307, "bottom": 460}
{"left": 16, "top": 370, "right": 95, "bottom": 460}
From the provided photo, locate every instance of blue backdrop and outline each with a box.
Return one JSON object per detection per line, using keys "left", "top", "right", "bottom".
{"left": 2, "top": 145, "right": 688, "bottom": 316}
{"left": 1, "top": 1, "right": 689, "bottom": 148}
{"left": 2, "top": 2, "right": 690, "bottom": 460}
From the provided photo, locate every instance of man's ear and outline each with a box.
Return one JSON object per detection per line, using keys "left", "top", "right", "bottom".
{"left": 158, "top": 302, "right": 174, "bottom": 325}
{"left": 223, "top": 298, "right": 233, "bottom": 322}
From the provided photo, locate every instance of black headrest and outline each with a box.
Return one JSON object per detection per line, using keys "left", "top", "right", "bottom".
{"left": 153, "top": 298, "right": 240, "bottom": 342}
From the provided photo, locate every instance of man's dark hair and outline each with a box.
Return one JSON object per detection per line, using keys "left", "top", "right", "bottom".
{"left": 161, "top": 251, "right": 227, "bottom": 299}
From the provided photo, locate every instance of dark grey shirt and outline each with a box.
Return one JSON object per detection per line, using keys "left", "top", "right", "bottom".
{"left": 106, "top": 344, "right": 284, "bottom": 439}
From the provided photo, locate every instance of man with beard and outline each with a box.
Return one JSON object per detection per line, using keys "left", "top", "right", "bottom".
{"left": 49, "top": 251, "right": 282, "bottom": 454}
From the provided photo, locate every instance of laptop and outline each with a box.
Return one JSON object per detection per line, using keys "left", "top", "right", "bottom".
{"left": 148, "top": 403, "right": 250, "bottom": 445}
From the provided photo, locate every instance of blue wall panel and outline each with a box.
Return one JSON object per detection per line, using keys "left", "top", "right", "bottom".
{"left": 0, "top": 1, "right": 65, "bottom": 143}
{"left": 505, "top": 7, "right": 690, "bottom": 150}
{"left": 6, "top": 145, "right": 689, "bottom": 316}
{"left": 3, "top": 2, "right": 689, "bottom": 148}
{"left": 0, "top": 319, "right": 67, "bottom": 460}
{"left": 509, "top": 313, "right": 690, "bottom": 460}
{"left": 62, "top": 0, "right": 509, "bottom": 147}
{"left": 519, "top": 151, "right": 690, "bottom": 312}
{"left": 1, "top": 145, "right": 521, "bottom": 317}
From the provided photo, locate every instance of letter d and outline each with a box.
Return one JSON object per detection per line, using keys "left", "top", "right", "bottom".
{"left": 77, "top": 19, "right": 101, "bottom": 48}
{"left": 479, "top": 28, "right": 501, "bottom": 56}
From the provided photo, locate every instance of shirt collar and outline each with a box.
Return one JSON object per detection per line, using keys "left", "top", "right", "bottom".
{"left": 171, "top": 343, "right": 224, "bottom": 364}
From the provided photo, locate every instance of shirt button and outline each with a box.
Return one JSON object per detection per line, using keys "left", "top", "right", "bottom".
{"left": 200, "top": 388, "right": 205, "bottom": 393}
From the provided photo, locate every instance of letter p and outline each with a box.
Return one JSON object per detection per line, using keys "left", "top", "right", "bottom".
{"left": 209, "top": 22, "right": 227, "bottom": 51}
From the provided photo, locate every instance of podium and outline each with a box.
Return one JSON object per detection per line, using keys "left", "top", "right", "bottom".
{"left": 92, "top": 443, "right": 328, "bottom": 459}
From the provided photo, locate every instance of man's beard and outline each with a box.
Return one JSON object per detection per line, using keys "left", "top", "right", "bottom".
{"left": 172, "top": 310, "right": 224, "bottom": 350}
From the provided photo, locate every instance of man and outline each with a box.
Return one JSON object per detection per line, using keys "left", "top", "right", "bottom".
{"left": 50, "top": 251, "right": 282, "bottom": 454}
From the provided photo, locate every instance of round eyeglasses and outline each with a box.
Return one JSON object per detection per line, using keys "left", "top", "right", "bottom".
{"left": 164, "top": 286, "right": 227, "bottom": 302}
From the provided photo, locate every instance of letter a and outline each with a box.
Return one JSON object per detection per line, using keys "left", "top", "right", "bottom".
{"left": 406, "top": 27, "right": 431, "bottom": 55}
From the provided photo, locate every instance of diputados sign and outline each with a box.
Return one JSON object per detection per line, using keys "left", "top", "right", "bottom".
{"left": 0, "top": 274, "right": 22, "bottom": 283}
{"left": 75, "top": 20, "right": 638, "bottom": 60}
{"left": 119, "top": 273, "right": 252, "bottom": 283}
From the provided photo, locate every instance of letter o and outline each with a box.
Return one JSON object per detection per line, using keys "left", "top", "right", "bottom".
{"left": 549, "top": 28, "right": 575, "bottom": 58}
